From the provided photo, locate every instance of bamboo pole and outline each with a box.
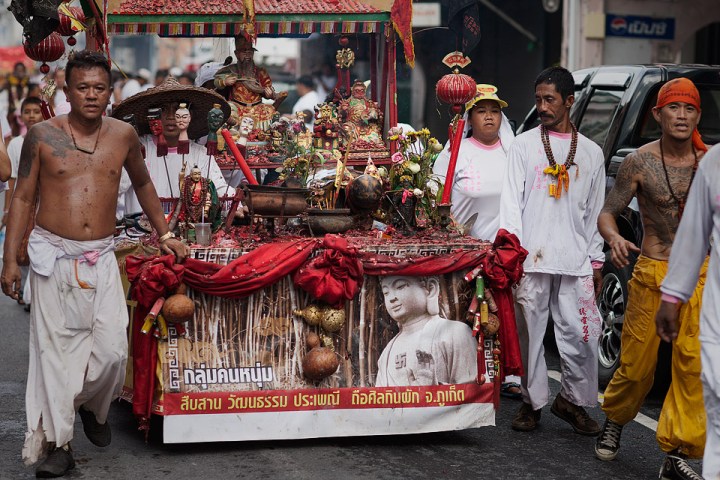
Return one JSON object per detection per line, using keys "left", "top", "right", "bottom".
{"left": 345, "top": 297, "right": 354, "bottom": 387}
{"left": 358, "top": 283, "right": 367, "bottom": 387}
{"left": 288, "top": 278, "right": 302, "bottom": 386}
{"left": 367, "top": 278, "right": 376, "bottom": 385}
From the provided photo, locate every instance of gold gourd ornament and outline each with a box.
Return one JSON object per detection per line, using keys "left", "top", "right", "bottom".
{"left": 293, "top": 304, "right": 323, "bottom": 326}
{"left": 321, "top": 308, "right": 346, "bottom": 333}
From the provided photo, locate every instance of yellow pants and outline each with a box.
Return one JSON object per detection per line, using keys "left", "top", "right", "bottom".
{"left": 602, "top": 255, "right": 707, "bottom": 458}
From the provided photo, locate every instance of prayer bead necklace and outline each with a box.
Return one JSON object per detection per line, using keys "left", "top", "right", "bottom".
{"left": 541, "top": 122, "right": 578, "bottom": 170}
{"left": 659, "top": 137, "right": 698, "bottom": 221}
{"left": 541, "top": 123, "right": 578, "bottom": 199}
{"left": 68, "top": 119, "right": 102, "bottom": 155}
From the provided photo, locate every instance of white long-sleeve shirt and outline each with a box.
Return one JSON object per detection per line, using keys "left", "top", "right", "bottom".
{"left": 499, "top": 126, "right": 605, "bottom": 276}
{"left": 124, "top": 136, "right": 235, "bottom": 215}
{"left": 433, "top": 137, "right": 508, "bottom": 241}
{"left": 661, "top": 144, "right": 720, "bottom": 345}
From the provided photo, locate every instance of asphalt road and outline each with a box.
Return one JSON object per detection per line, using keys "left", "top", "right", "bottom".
{"left": 0, "top": 290, "right": 704, "bottom": 479}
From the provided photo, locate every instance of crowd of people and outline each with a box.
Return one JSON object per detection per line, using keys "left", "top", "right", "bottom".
{"left": 0, "top": 43, "right": 717, "bottom": 480}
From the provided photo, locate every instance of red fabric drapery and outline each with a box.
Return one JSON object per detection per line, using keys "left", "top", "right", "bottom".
{"left": 125, "top": 231, "right": 527, "bottom": 425}
{"left": 293, "top": 236, "right": 364, "bottom": 308}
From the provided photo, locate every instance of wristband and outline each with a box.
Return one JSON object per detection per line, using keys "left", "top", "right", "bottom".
{"left": 159, "top": 231, "right": 176, "bottom": 243}
{"left": 661, "top": 293, "right": 681, "bottom": 304}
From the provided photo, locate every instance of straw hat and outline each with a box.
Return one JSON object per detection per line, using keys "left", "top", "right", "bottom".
{"left": 465, "top": 83, "right": 508, "bottom": 111}
{"left": 111, "top": 77, "right": 231, "bottom": 139}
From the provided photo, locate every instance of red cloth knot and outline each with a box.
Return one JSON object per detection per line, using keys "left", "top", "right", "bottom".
{"left": 293, "top": 235, "right": 364, "bottom": 308}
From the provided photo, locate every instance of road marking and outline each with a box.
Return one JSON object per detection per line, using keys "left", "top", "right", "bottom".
{"left": 547, "top": 370, "right": 658, "bottom": 432}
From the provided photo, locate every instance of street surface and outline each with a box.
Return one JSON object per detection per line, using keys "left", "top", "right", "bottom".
{"left": 0, "top": 290, "right": 703, "bottom": 479}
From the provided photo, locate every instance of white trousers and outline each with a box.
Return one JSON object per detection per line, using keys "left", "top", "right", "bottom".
{"left": 702, "top": 340, "right": 720, "bottom": 479}
{"left": 23, "top": 247, "right": 127, "bottom": 465}
{"left": 514, "top": 272, "right": 601, "bottom": 410}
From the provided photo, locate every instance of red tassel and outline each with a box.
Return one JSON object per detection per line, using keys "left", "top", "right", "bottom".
{"left": 477, "top": 330, "right": 486, "bottom": 384}
{"left": 40, "top": 100, "right": 53, "bottom": 120}
{"left": 206, "top": 140, "right": 218, "bottom": 156}
{"left": 177, "top": 140, "right": 189, "bottom": 155}
{"left": 156, "top": 135, "right": 168, "bottom": 156}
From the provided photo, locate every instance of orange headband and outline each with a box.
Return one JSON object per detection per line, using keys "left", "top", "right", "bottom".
{"left": 656, "top": 78, "right": 707, "bottom": 152}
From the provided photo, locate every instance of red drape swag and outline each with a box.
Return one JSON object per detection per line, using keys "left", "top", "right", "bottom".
{"left": 293, "top": 235, "right": 364, "bottom": 308}
{"left": 125, "top": 231, "right": 527, "bottom": 425}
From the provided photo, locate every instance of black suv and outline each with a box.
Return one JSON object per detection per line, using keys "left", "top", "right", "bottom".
{"left": 517, "top": 64, "right": 720, "bottom": 385}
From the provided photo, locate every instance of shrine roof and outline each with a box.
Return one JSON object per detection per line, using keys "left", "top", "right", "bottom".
{"left": 97, "top": 0, "right": 391, "bottom": 37}
{"left": 110, "top": 0, "right": 385, "bottom": 16}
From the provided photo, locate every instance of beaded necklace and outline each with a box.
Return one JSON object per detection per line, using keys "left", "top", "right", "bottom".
{"left": 68, "top": 119, "right": 102, "bottom": 155}
{"left": 541, "top": 123, "right": 578, "bottom": 199}
{"left": 659, "top": 138, "right": 698, "bottom": 221}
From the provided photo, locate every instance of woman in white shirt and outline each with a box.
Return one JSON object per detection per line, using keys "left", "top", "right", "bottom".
{"left": 432, "top": 84, "right": 521, "bottom": 398}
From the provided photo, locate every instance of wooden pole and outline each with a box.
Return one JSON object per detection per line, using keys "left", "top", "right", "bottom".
{"left": 379, "top": 25, "right": 389, "bottom": 130}
{"left": 387, "top": 27, "right": 398, "bottom": 154}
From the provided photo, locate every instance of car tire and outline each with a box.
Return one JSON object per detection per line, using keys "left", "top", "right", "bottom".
{"left": 596, "top": 257, "right": 633, "bottom": 387}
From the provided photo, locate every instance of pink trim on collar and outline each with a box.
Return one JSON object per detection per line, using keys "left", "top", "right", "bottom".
{"left": 469, "top": 137, "right": 502, "bottom": 150}
{"left": 547, "top": 130, "right": 572, "bottom": 139}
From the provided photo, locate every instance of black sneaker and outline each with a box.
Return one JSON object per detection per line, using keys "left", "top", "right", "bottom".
{"left": 550, "top": 393, "right": 601, "bottom": 436}
{"left": 78, "top": 406, "right": 111, "bottom": 447}
{"left": 595, "top": 418, "right": 623, "bottom": 461}
{"left": 511, "top": 402, "right": 541, "bottom": 431}
{"left": 35, "top": 445, "right": 75, "bottom": 478}
{"left": 658, "top": 452, "right": 703, "bottom": 480}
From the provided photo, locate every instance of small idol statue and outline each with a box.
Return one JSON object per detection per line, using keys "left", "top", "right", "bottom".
{"left": 147, "top": 107, "right": 168, "bottom": 156}
{"left": 178, "top": 165, "right": 221, "bottom": 230}
{"left": 175, "top": 103, "right": 191, "bottom": 155}
{"left": 206, "top": 103, "right": 225, "bottom": 156}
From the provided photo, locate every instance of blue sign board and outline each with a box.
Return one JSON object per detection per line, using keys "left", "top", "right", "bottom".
{"left": 606, "top": 14, "right": 675, "bottom": 40}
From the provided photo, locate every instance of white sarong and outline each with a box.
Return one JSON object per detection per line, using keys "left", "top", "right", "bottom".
{"left": 23, "top": 226, "right": 127, "bottom": 465}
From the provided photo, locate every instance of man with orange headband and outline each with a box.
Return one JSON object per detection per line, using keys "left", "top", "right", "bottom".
{"left": 595, "top": 77, "right": 707, "bottom": 480}
{"left": 657, "top": 141, "right": 720, "bottom": 480}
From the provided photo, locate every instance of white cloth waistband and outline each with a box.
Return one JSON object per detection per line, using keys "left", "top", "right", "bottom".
{"left": 28, "top": 226, "right": 115, "bottom": 277}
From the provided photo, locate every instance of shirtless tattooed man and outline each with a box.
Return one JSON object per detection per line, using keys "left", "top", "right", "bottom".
{"left": 595, "top": 78, "right": 707, "bottom": 480}
{"left": 0, "top": 51, "right": 189, "bottom": 478}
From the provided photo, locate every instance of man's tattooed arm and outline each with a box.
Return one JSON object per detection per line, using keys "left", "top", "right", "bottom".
{"left": 601, "top": 152, "right": 640, "bottom": 217}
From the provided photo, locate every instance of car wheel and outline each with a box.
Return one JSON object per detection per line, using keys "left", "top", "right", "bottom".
{"left": 596, "top": 261, "right": 629, "bottom": 386}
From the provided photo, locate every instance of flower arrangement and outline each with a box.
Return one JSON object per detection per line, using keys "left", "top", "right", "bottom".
{"left": 386, "top": 126, "right": 445, "bottom": 225}
{"left": 269, "top": 114, "right": 326, "bottom": 186}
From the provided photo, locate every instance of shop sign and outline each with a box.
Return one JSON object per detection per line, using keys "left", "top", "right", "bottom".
{"left": 606, "top": 14, "right": 675, "bottom": 40}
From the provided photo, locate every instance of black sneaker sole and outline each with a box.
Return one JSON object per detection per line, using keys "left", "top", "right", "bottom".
{"left": 550, "top": 403, "right": 601, "bottom": 436}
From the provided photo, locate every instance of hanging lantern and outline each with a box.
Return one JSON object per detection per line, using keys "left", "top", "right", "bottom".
{"left": 56, "top": 5, "right": 86, "bottom": 46}
{"left": 436, "top": 70, "right": 476, "bottom": 115}
{"left": 435, "top": 51, "right": 476, "bottom": 115}
{"left": 24, "top": 32, "right": 65, "bottom": 74}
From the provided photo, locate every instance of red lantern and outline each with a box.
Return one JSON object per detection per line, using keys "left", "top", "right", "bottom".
{"left": 56, "top": 6, "right": 85, "bottom": 47}
{"left": 24, "top": 32, "right": 65, "bottom": 74}
{"left": 436, "top": 70, "right": 476, "bottom": 114}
